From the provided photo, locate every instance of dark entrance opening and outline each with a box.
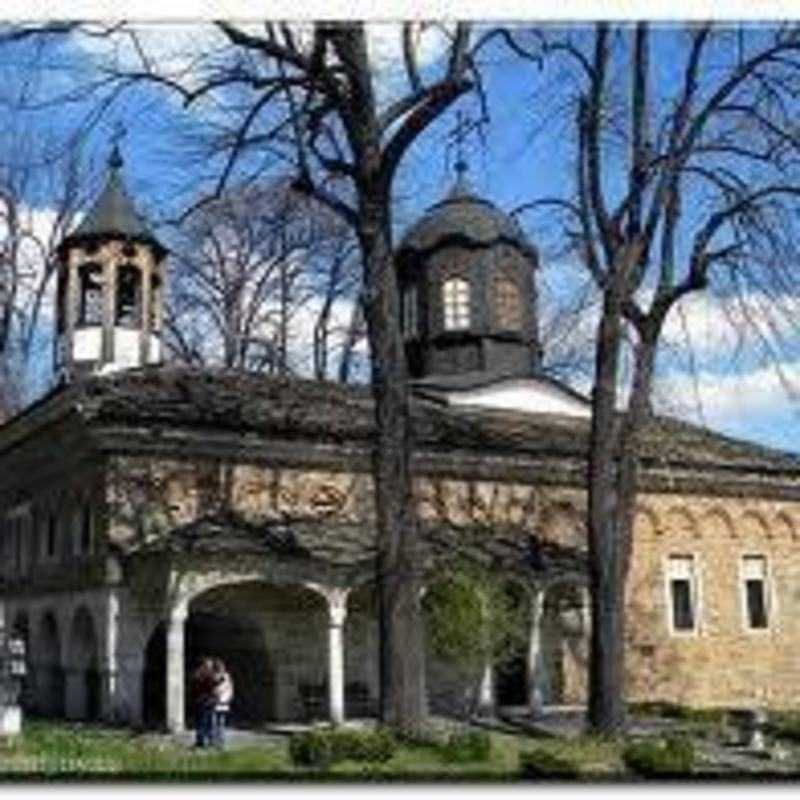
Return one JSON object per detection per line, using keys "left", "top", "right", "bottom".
{"left": 495, "top": 653, "right": 527, "bottom": 706}
{"left": 141, "top": 612, "right": 273, "bottom": 730}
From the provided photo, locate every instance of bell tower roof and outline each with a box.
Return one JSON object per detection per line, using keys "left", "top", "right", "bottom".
{"left": 62, "top": 145, "right": 167, "bottom": 260}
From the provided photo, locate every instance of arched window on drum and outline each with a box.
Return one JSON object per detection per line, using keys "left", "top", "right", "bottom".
{"left": 442, "top": 277, "right": 470, "bottom": 330}
{"left": 493, "top": 276, "right": 523, "bottom": 330}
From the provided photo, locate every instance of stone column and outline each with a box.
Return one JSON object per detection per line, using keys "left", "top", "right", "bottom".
{"left": 306, "top": 583, "right": 350, "bottom": 725}
{"left": 166, "top": 599, "right": 188, "bottom": 733}
{"left": 65, "top": 260, "right": 78, "bottom": 373}
{"left": 102, "top": 253, "right": 117, "bottom": 365}
{"left": 477, "top": 661, "right": 495, "bottom": 717}
{"left": 527, "top": 586, "right": 545, "bottom": 717}
{"left": 100, "top": 588, "right": 120, "bottom": 722}
{"left": 139, "top": 260, "right": 152, "bottom": 366}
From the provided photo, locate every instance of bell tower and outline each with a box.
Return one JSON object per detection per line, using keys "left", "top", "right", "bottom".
{"left": 54, "top": 144, "right": 168, "bottom": 380}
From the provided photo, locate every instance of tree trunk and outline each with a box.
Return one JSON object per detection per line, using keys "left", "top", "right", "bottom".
{"left": 359, "top": 201, "right": 424, "bottom": 735}
{"left": 587, "top": 288, "right": 661, "bottom": 734}
{"left": 586, "top": 290, "right": 627, "bottom": 734}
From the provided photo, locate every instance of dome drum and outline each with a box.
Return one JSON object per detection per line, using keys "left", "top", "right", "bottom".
{"left": 397, "top": 175, "right": 541, "bottom": 381}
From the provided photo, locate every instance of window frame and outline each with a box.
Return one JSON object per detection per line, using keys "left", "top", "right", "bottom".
{"left": 665, "top": 554, "right": 701, "bottom": 636}
{"left": 493, "top": 276, "right": 523, "bottom": 330}
{"left": 442, "top": 276, "right": 471, "bottom": 331}
{"left": 740, "top": 554, "right": 772, "bottom": 633}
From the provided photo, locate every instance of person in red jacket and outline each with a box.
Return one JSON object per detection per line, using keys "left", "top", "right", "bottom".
{"left": 190, "top": 656, "right": 216, "bottom": 748}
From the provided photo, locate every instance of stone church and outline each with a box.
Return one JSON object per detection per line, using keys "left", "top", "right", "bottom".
{"left": 1, "top": 146, "right": 799, "bottom": 732}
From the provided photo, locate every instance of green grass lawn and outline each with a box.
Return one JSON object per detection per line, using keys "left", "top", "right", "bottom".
{"left": 0, "top": 719, "right": 606, "bottom": 781}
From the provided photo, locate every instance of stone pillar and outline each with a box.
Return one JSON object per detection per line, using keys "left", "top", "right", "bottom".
{"left": 100, "top": 589, "right": 120, "bottom": 722}
{"left": 65, "top": 260, "right": 78, "bottom": 373}
{"left": 306, "top": 584, "right": 350, "bottom": 726}
{"left": 477, "top": 661, "right": 494, "bottom": 717}
{"left": 527, "top": 586, "right": 545, "bottom": 717}
{"left": 166, "top": 600, "right": 188, "bottom": 733}
{"left": 102, "top": 253, "right": 117, "bottom": 365}
{"left": 139, "top": 260, "right": 152, "bottom": 366}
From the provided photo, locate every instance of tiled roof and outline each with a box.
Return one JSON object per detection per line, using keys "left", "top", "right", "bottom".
{"left": 62, "top": 147, "right": 166, "bottom": 257}
{"left": 398, "top": 173, "right": 535, "bottom": 258}
{"left": 58, "top": 364, "right": 800, "bottom": 474}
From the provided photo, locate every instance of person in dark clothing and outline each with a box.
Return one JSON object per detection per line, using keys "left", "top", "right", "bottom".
{"left": 191, "top": 657, "right": 216, "bottom": 748}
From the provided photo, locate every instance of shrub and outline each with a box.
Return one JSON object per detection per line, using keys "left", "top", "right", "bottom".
{"left": 769, "top": 712, "right": 800, "bottom": 743}
{"left": 443, "top": 730, "right": 491, "bottom": 763}
{"left": 519, "top": 748, "right": 581, "bottom": 779}
{"left": 289, "top": 727, "right": 397, "bottom": 768}
{"left": 623, "top": 736, "right": 695, "bottom": 777}
{"left": 332, "top": 727, "right": 397, "bottom": 763}
{"left": 289, "top": 729, "right": 335, "bottom": 768}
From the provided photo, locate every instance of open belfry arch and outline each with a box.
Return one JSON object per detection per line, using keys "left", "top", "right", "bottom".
{"left": 2, "top": 145, "right": 800, "bottom": 732}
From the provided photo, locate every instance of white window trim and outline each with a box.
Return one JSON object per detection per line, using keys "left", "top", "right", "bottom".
{"left": 442, "top": 277, "right": 470, "bottom": 330}
{"left": 664, "top": 554, "right": 703, "bottom": 637}
{"left": 739, "top": 553, "right": 775, "bottom": 634}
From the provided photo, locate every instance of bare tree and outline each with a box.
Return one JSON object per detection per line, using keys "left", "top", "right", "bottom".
{"left": 166, "top": 179, "right": 358, "bottom": 377}
{"left": 0, "top": 129, "right": 87, "bottom": 411}
{"left": 506, "top": 23, "right": 800, "bottom": 732}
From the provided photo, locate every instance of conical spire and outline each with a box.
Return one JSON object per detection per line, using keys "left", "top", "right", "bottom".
{"left": 66, "top": 141, "right": 165, "bottom": 259}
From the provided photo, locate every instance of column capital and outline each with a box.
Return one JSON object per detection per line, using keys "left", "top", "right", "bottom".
{"left": 168, "top": 598, "right": 189, "bottom": 625}
{"left": 305, "top": 583, "right": 350, "bottom": 626}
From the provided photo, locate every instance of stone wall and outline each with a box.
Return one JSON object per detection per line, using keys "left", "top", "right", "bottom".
{"left": 626, "top": 494, "right": 800, "bottom": 709}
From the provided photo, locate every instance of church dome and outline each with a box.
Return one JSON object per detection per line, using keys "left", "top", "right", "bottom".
{"left": 398, "top": 171, "right": 535, "bottom": 260}
{"left": 396, "top": 167, "right": 542, "bottom": 382}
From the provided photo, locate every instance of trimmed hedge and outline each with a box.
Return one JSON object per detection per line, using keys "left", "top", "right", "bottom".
{"left": 769, "top": 712, "right": 800, "bottom": 743}
{"left": 442, "top": 730, "right": 492, "bottom": 763}
{"left": 289, "top": 727, "right": 397, "bottom": 768}
{"left": 623, "top": 736, "right": 695, "bottom": 777}
{"left": 519, "top": 748, "right": 581, "bottom": 779}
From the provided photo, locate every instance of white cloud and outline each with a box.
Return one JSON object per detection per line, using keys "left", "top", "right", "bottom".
{"left": 660, "top": 290, "right": 800, "bottom": 363}
{"left": 653, "top": 361, "right": 800, "bottom": 438}
{"left": 73, "top": 22, "right": 450, "bottom": 108}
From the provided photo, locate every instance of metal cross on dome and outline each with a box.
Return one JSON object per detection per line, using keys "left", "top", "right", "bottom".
{"left": 446, "top": 109, "right": 485, "bottom": 178}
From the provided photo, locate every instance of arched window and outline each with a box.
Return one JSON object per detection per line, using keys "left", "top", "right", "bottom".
{"left": 494, "top": 277, "right": 523, "bottom": 330}
{"left": 442, "top": 277, "right": 470, "bottom": 330}
{"left": 116, "top": 264, "right": 141, "bottom": 327}
{"left": 78, "top": 263, "right": 104, "bottom": 327}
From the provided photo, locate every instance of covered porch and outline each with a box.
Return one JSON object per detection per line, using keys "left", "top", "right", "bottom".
{"left": 125, "top": 510, "right": 590, "bottom": 732}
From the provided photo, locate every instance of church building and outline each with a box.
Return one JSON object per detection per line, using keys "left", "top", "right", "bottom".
{"left": 1, "top": 147, "right": 799, "bottom": 730}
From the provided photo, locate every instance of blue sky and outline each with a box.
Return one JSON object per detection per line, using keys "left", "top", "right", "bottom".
{"left": 3, "top": 22, "right": 800, "bottom": 454}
